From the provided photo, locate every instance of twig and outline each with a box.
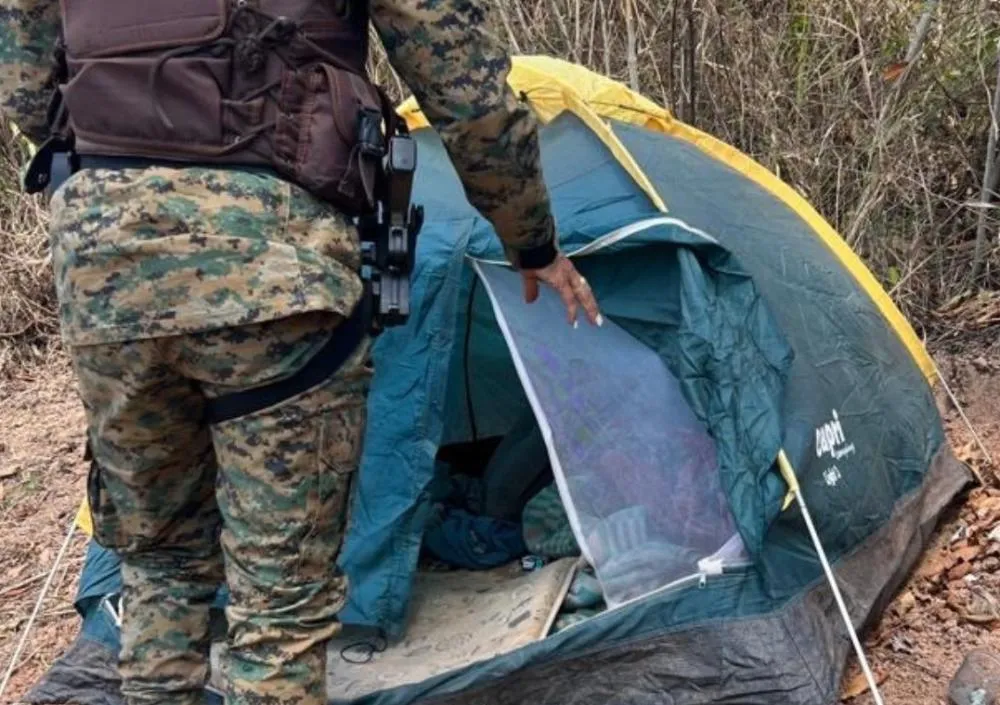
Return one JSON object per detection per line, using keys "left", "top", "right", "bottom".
{"left": 887, "top": 653, "right": 942, "bottom": 679}
{"left": 1, "top": 644, "right": 43, "bottom": 684}
{"left": 41, "top": 607, "right": 77, "bottom": 620}
{"left": 0, "top": 572, "right": 47, "bottom": 598}
{"left": 905, "top": 0, "right": 939, "bottom": 64}
{"left": 599, "top": 0, "right": 611, "bottom": 77}
{"left": 971, "top": 46, "right": 1000, "bottom": 284}
{"left": 668, "top": 0, "right": 679, "bottom": 111}
{"left": 0, "top": 520, "right": 76, "bottom": 699}
{"left": 624, "top": 0, "right": 640, "bottom": 91}
{"left": 574, "top": 0, "right": 582, "bottom": 56}
{"left": 888, "top": 253, "right": 936, "bottom": 297}
{"left": 586, "top": 0, "right": 600, "bottom": 67}
{"left": 884, "top": 0, "right": 940, "bottom": 116}
{"left": 845, "top": 0, "right": 939, "bottom": 245}
{"left": 550, "top": 1, "right": 579, "bottom": 64}
{"left": 685, "top": 0, "right": 696, "bottom": 124}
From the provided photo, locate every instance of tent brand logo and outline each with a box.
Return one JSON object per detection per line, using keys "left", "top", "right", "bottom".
{"left": 815, "top": 410, "right": 856, "bottom": 461}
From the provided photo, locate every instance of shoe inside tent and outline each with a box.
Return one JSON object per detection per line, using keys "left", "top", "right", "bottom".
{"left": 22, "top": 57, "right": 971, "bottom": 705}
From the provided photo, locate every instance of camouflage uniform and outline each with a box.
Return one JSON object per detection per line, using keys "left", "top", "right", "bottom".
{"left": 1, "top": 2, "right": 558, "bottom": 705}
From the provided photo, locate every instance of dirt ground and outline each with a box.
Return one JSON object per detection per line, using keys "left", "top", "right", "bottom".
{"left": 0, "top": 347, "right": 998, "bottom": 705}
{"left": 842, "top": 346, "right": 1000, "bottom": 705}
{"left": 0, "top": 357, "right": 91, "bottom": 704}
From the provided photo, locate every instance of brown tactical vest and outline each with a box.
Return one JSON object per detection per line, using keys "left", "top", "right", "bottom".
{"left": 55, "top": 0, "right": 391, "bottom": 214}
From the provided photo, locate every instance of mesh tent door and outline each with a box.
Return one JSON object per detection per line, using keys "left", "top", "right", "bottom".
{"left": 473, "top": 260, "right": 747, "bottom": 607}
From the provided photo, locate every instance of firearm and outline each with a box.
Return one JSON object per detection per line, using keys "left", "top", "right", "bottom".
{"left": 355, "top": 130, "right": 423, "bottom": 337}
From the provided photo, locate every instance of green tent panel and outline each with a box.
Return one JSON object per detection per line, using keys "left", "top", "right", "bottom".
{"left": 25, "top": 58, "right": 970, "bottom": 705}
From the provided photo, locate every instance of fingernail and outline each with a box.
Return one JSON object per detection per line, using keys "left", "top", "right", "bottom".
{"left": 573, "top": 320, "right": 579, "bottom": 329}
{"left": 596, "top": 314, "right": 604, "bottom": 327}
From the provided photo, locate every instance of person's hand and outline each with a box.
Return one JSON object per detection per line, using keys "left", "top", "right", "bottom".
{"left": 521, "top": 253, "right": 603, "bottom": 326}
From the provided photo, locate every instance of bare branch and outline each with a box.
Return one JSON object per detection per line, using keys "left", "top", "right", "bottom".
{"left": 972, "top": 46, "right": 1000, "bottom": 284}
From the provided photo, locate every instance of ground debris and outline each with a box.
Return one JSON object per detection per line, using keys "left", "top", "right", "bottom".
{"left": 960, "top": 588, "right": 1000, "bottom": 625}
{"left": 890, "top": 633, "right": 916, "bottom": 655}
{"left": 841, "top": 666, "right": 890, "bottom": 701}
{"left": 896, "top": 591, "right": 918, "bottom": 617}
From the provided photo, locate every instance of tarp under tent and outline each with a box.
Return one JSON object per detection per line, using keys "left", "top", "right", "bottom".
{"left": 23, "top": 56, "right": 971, "bottom": 705}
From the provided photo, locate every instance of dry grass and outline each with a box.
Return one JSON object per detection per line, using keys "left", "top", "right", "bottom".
{"left": 475, "top": 0, "right": 1000, "bottom": 340}
{"left": 0, "top": 121, "right": 57, "bottom": 388}
{"left": 2, "top": 0, "right": 999, "bottom": 380}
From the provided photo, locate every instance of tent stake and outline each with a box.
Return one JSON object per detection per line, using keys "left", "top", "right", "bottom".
{"left": 0, "top": 519, "right": 76, "bottom": 700}
{"left": 778, "top": 451, "right": 886, "bottom": 705}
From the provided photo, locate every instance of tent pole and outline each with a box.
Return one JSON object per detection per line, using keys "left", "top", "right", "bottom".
{"left": 777, "top": 451, "right": 885, "bottom": 705}
{"left": 0, "top": 519, "right": 76, "bottom": 699}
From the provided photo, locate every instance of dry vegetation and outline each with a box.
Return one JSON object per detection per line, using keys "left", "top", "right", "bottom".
{"left": 472, "top": 0, "right": 1000, "bottom": 342}
{"left": 2, "top": 0, "right": 1000, "bottom": 381}
{"left": 0, "top": 121, "right": 56, "bottom": 388}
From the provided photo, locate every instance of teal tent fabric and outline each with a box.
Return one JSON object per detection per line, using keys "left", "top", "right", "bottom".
{"left": 335, "top": 113, "right": 676, "bottom": 632}
{"left": 34, "top": 106, "right": 970, "bottom": 705}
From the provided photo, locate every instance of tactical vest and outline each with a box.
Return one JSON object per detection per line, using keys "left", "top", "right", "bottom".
{"left": 52, "top": 0, "right": 392, "bottom": 214}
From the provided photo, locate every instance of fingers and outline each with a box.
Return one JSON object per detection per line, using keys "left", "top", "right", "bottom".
{"left": 555, "top": 279, "right": 579, "bottom": 325}
{"left": 521, "top": 255, "right": 603, "bottom": 327}
{"left": 570, "top": 274, "right": 602, "bottom": 326}
{"left": 522, "top": 274, "right": 539, "bottom": 303}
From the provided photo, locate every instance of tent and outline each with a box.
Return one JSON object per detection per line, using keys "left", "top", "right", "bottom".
{"left": 23, "top": 56, "right": 971, "bottom": 705}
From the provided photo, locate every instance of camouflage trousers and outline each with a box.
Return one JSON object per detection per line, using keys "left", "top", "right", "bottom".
{"left": 72, "top": 310, "right": 371, "bottom": 705}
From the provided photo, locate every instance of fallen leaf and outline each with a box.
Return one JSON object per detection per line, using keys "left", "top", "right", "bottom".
{"left": 963, "top": 588, "right": 1000, "bottom": 624}
{"left": 954, "top": 544, "right": 983, "bottom": 563}
{"left": 917, "top": 551, "right": 957, "bottom": 580}
{"left": 948, "top": 586, "right": 968, "bottom": 604}
{"left": 956, "top": 441, "right": 978, "bottom": 462}
{"left": 975, "top": 497, "right": 1000, "bottom": 520}
{"left": 882, "top": 61, "right": 909, "bottom": 82}
{"left": 950, "top": 562, "right": 975, "bottom": 582}
{"left": 841, "top": 669, "right": 889, "bottom": 700}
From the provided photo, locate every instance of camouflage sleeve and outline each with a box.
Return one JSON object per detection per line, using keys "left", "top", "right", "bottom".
{"left": 370, "top": 0, "right": 558, "bottom": 270}
{"left": 0, "top": 0, "right": 60, "bottom": 145}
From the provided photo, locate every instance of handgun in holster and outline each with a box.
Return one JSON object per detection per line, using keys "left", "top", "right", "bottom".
{"left": 355, "top": 124, "right": 423, "bottom": 337}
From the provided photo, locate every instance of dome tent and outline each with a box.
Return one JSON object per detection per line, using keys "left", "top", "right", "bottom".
{"left": 23, "top": 57, "right": 970, "bottom": 705}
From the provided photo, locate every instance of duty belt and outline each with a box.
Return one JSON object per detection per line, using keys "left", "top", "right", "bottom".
{"left": 29, "top": 137, "right": 422, "bottom": 340}
{"left": 30, "top": 152, "right": 282, "bottom": 194}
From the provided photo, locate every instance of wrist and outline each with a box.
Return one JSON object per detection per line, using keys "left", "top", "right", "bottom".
{"left": 513, "top": 239, "right": 558, "bottom": 270}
